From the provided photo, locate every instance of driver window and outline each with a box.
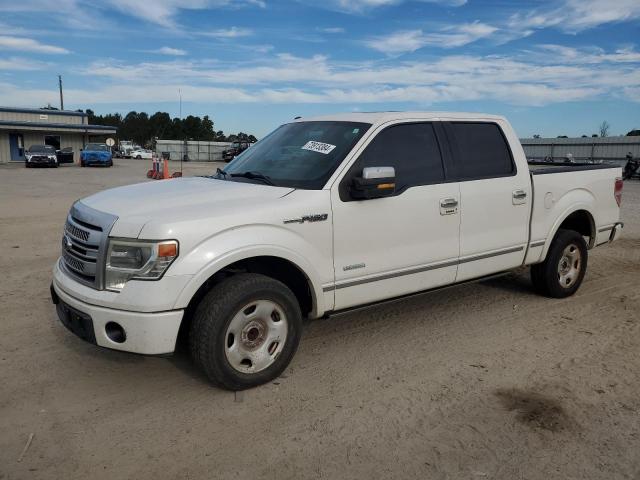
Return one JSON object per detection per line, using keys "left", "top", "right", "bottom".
{"left": 340, "top": 122, "right": 445, "bottom": 200}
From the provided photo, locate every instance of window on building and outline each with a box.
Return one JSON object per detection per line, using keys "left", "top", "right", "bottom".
{"left": 44, "top": 135, "right": 61, "bottom": 150}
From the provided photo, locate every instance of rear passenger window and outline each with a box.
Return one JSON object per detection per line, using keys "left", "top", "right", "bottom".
{"left": 446, "top": 123, "right": 515, "bottom": 180}
{"left": 343, "top": 123, "right": 444, "bottom": 198}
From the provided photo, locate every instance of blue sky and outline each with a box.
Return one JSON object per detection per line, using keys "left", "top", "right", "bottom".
{"left": 0, "top": 0, "right": 639, "bottom": 138}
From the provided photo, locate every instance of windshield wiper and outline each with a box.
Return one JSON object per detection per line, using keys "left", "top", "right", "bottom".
{"left": 216, "top": 168, "right": 228, "bottom": 179}
{"left": 230, "top": 171, "right": 275, "bottom": 186}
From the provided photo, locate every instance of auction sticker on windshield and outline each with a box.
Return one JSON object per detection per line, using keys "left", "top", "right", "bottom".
{"left": 302, "top": 141, "right": 336, "bottom": 155}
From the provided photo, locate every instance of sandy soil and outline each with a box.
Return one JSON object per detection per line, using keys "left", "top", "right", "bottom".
{"left": 1, "top": 159, "right": 639, "bottom": 480}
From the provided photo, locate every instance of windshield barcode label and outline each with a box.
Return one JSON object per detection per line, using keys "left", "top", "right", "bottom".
{"left": 301, "top": 141, "right": 336, "bottom": 155}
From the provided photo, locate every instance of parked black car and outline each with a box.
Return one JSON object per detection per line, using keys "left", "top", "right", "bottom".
{"left": 222, "top": 141, "right": 252, "bottom": 162}
{"left": 25, "top": 145, "right": 58, "bottom": 168}
{"left": 56, "top": 147, "right": 74, "bottom": 164}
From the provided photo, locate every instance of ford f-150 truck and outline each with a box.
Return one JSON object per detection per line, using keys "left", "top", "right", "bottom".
{"left": 51, "top": 112, "right": 624, "bottom": 390}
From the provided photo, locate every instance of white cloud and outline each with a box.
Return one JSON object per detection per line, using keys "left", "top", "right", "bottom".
{"left": 0, "top": 0, "right": 264, "bottom": 28}
{"left": 534, "top": 45, "right": 640, "bottom": 64}
{"left": 0, "top": 57, "right": 50, "bottom": 70}
{"left": 319, "top": 27, "right": 345, "bottom": 33}
{"left": 0, "top": 36, "right": 69, "bottom": 54}
{"left": 152, "top": 46, "right": 188, "bottom": 56}
{"left": 509, "top": 0, "right": 640, "bottom": 33}
{"left": 318, "top": 0, "right": 467, "bottom": 13}
{"left": 14, "top": 46, "right": 627, "bottom": 108}
{"left": 365, "top": 22, "right": 498, "bottom": 54}
{"left": 202, "top": 26, "right": 253, "bottom": 38}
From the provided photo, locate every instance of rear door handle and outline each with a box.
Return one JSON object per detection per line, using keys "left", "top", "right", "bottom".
{"left": 513, "top": 189, "right": 527, "bottom": 205}
{"left": 440, "top": 197, "right": 459, "bottom": 215}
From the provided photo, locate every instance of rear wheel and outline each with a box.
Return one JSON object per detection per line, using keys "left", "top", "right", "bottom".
{"left": 531, "top": 229, "right": 588, "bottom": 298}
{"left": 189, "top": 274, "right": 302, "bottom": 390}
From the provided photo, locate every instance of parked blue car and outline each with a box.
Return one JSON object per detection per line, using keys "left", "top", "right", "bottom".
{"left": 80, "top": 143, "right": 113, "bottom": 167}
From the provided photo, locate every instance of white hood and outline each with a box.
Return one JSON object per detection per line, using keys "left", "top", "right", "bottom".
{"left": 80, "top": 177, "right": 293, "bottom": 238}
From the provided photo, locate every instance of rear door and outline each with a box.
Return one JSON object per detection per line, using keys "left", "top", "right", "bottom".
{"left": 330, "top": 122, "right": 460, "bottom": 310}
{"left": 442, "top": 121, "right": 530, "bottom": 282}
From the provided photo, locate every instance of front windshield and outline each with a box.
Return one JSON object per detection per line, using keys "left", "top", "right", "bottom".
{"left": 222, "top": 121, "right": 370, "bottom": 189}
{"left": 28, "top": 145, "right": 55, "bottom": 153}
{"left": 85, "top": 144, "right": 109, "bottom": 151}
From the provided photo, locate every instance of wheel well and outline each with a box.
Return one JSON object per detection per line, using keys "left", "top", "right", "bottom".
{"left": 557, "top": 210, "right": 595, "bottom": 247}
{"left": 178, "top": 256, "right": 314, "bottom": 344}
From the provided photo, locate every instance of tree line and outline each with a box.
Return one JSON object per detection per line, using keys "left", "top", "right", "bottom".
{"left": 83, "top": 109, "right": 258, "bottom": 146}
{"left": 532, "top": 120, "right": 639, "bottom": 139}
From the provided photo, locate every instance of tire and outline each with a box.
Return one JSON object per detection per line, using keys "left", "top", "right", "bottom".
{"left": 530, "top": 229, "right": 588, "bottom": 298}
{"left": 136, "top": 155, "right": 142, "bottom": 159}
{"left": 80, "top": 161, "right": 85, "bottom": 167}
{"left": 189, "top": 273, "right": 302, "bottom": 390}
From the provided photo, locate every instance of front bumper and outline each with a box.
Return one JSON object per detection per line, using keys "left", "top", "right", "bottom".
{"left": 82, "top": 158, "right": 111, "bottom": 166}
{"left": 51, "top": 281, "right": 183, "bottom": 355}
{"left": 27, "top": 158, "right": 57, "bottom": 166}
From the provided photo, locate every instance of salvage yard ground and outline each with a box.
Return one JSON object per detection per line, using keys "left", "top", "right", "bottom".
{"left": 1, "top": 159, "right": 639, "bottom": 479}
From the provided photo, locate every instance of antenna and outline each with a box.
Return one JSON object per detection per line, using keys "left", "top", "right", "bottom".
{"left": 58, "top": 75, "right": 64, "bottom": 110}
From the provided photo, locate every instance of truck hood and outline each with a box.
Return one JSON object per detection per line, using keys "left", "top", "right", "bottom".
{"left": 80, "top": 177, "right": 294, "bottom": 238}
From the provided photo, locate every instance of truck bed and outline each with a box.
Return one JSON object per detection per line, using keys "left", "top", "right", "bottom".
{"left": 528, "top": 161, "right": 619, "bottom": 175}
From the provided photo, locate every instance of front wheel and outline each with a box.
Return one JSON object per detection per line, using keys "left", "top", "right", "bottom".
{"left": 189, "top": 273, "right": 302, "bottom": 390}
{"left": 531, "top": 229, "right": 588, "bottom": 298}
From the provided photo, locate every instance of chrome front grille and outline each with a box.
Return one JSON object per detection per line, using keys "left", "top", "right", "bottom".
{"left": 63, "top": 251, "right": 85, "bottom": 272}
{"left": 65, "top": 222, "right": 90, "bottom": 242}
{"left": 60, "top": 202, "right": 117, "bottom": 289}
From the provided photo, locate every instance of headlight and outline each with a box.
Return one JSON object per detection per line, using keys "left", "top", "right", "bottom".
{"left": 48, "top": 155, "right": 57, "bottom": 160}
{"left": 26, "top": 154, "right": 32, "bottom": 161}
{"left": 105, "top": 239, "right": 178, "bottom": 291}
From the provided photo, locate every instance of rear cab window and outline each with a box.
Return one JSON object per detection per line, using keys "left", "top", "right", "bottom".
{"left": 443, "top": 122, "right": 515, "bottom": 180}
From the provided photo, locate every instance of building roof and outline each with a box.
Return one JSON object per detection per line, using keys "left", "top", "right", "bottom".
{"left": 0, "top": 106, "right": 87, "bottom": 117}
{"left": 521, "top": 136, "right": 638, "bottom": 145}
{"left": 0, "top": 120, "right": 116, "bottom": 134}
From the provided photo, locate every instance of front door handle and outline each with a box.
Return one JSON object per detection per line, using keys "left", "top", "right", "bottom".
{"left": 440, "top": 197, "right": 459, "bottom": 215}
{"left": 512, "top": 189, "right": 527, "bottom": 205}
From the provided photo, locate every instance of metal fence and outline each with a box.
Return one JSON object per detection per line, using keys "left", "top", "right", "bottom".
{"left": 155, "top": 140, "right": 232, "bottom": 162}
{"left": 520, "top": 136, "right": 640, "bottom": 166}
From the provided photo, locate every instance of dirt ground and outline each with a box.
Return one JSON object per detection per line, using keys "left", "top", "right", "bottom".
{"left": 1, "top": 159, "right": 639, "bottom": 480}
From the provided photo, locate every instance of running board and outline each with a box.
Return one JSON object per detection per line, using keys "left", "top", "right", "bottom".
{"left": 324, "top": 270, "right": 515, "bottom": 319}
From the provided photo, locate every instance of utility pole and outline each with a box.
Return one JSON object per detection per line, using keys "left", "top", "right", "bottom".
{"left": 58, "top": 75, "right": 64, "bottom": 110}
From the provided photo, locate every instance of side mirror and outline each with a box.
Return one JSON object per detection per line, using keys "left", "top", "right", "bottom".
{"left": 350, "top": 166, "right": 396, "bottom": 200}
{"left": 80, "top": 148, "right": 83, "bottom": 151}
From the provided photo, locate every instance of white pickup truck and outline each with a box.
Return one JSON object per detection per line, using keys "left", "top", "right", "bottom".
{"left": 51, "top": 112, "right": 624, "bottom": 390}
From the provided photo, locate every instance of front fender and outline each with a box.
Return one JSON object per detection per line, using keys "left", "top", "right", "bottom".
{"left": 172, "top": 224, "right": 333, "bottom": 317}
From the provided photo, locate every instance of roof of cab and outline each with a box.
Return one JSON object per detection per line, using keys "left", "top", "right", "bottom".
{"left": 292, "top": 111, "right": 506, "bottom": 126}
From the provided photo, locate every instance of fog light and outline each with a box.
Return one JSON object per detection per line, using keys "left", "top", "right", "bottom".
{"left": 105, "top": 322, "right": 126, "bottom": 343}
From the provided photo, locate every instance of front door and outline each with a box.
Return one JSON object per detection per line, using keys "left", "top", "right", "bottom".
{"left": 9, "top": 133, "right": 24, "bottom": 161}
{"left": 330, "top": 122, "right": 461, "bottom": 310}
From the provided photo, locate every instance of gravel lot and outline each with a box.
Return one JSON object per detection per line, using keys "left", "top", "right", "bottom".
{"left": 1, "top": 159, "right": 639, "bottom": 480}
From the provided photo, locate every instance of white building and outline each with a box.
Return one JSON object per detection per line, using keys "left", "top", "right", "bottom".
{"left": 0, "top": 106, "right": 117, "bottom": 164}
